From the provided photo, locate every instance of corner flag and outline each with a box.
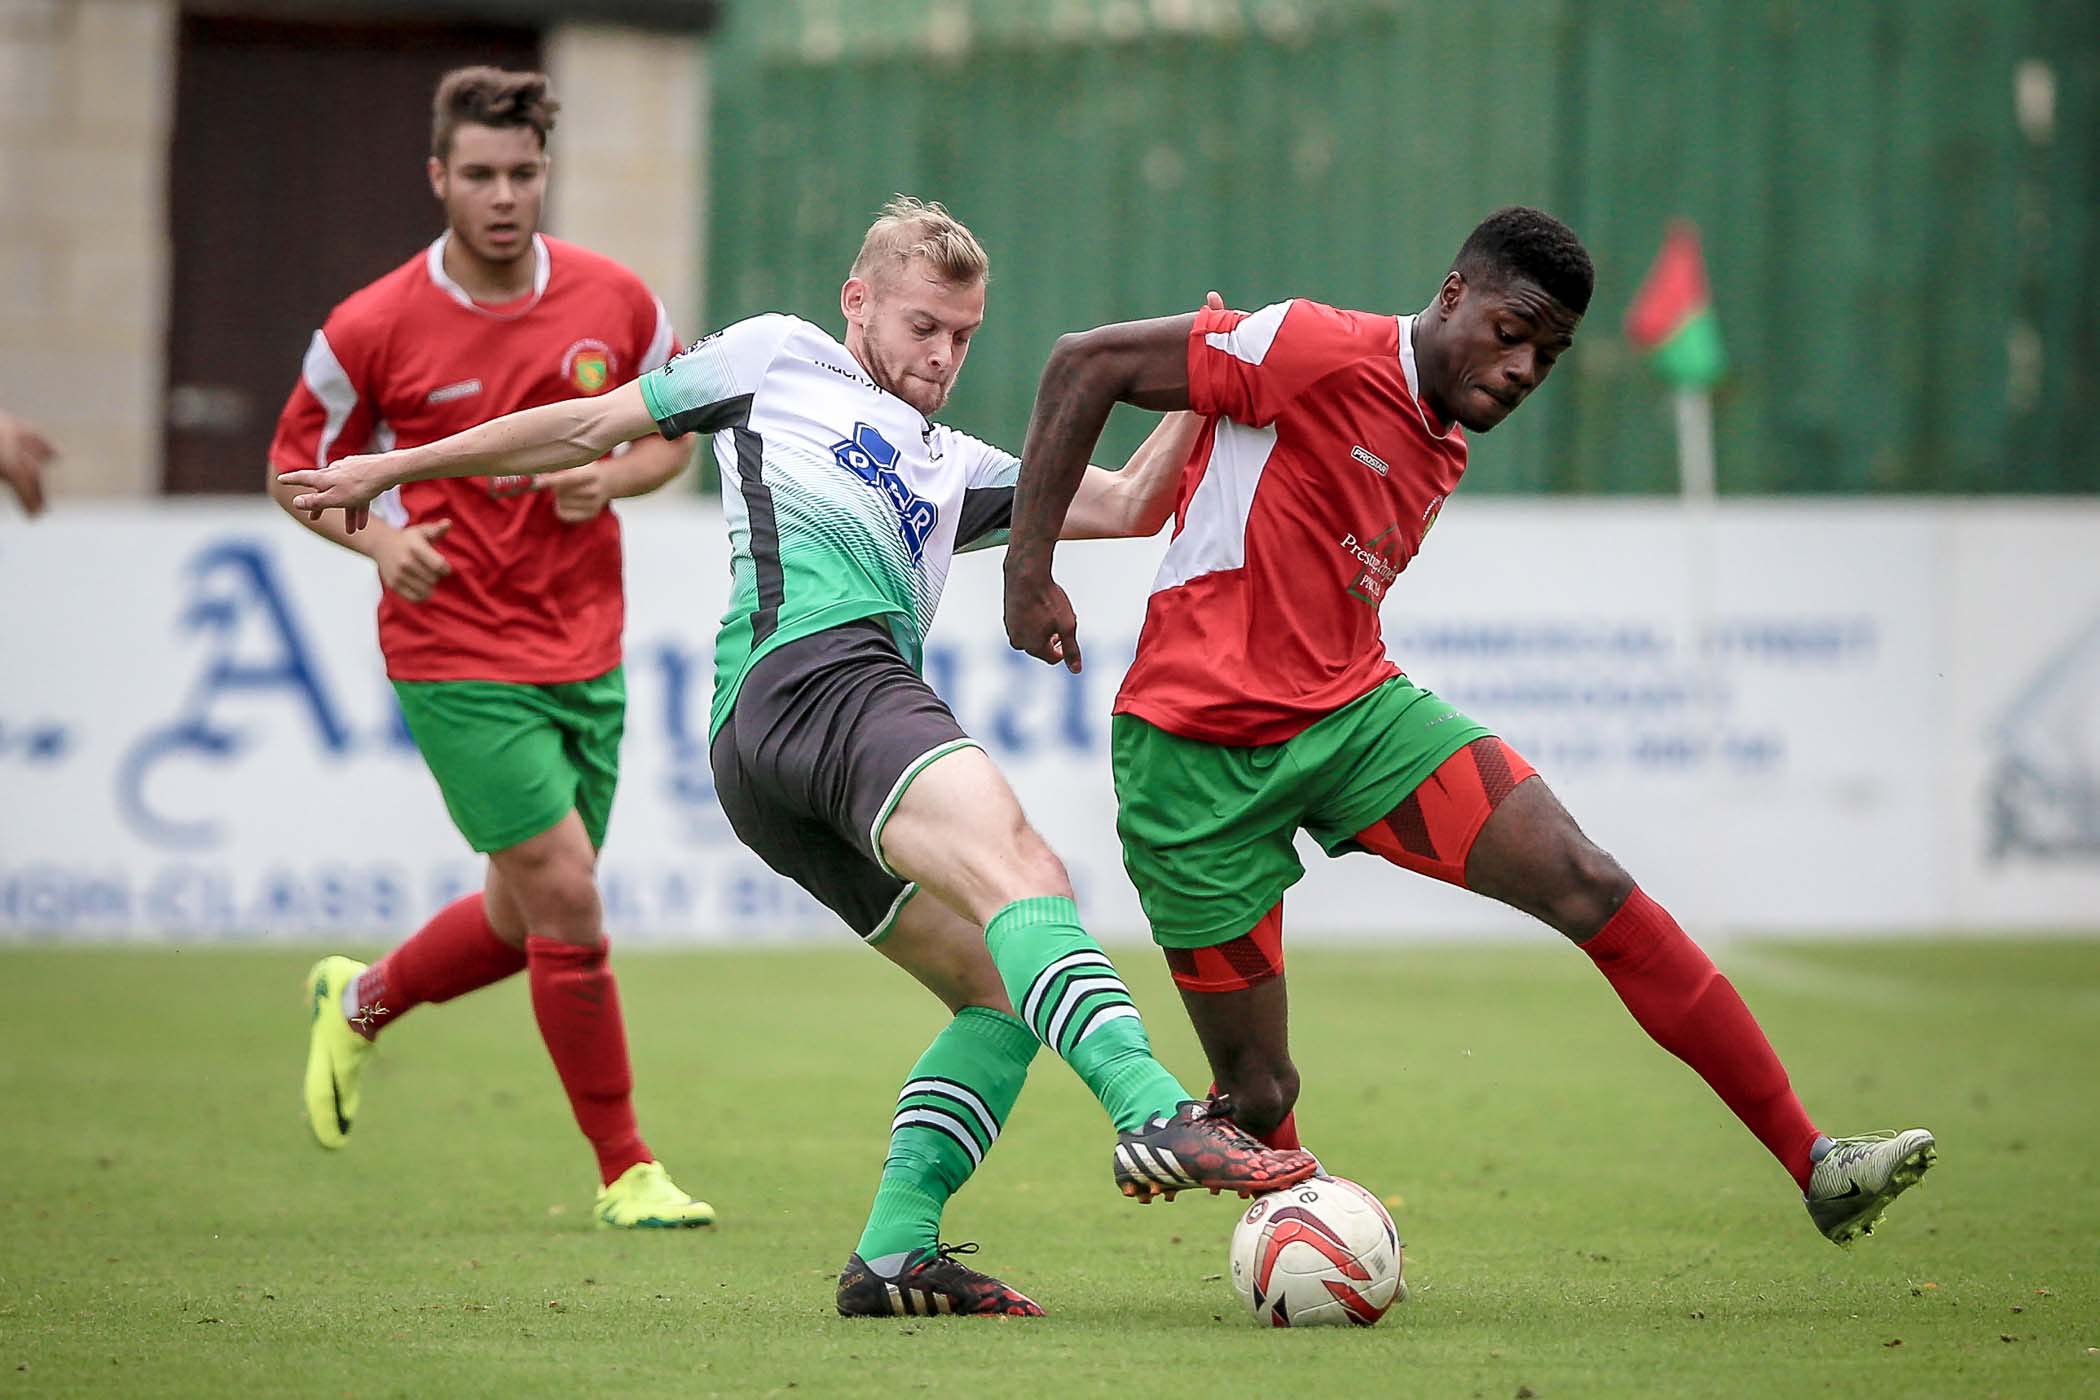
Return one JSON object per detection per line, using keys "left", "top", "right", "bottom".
{"left": 1625, "top": 221, "right": 1726, "bottom": 388}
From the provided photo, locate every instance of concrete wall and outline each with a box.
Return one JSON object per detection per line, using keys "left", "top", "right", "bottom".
{"left": 544, "top": 25, "right": 708, "bottom": 345}
{"left": 0, "top": 0, "right": 176, "bottom": 499}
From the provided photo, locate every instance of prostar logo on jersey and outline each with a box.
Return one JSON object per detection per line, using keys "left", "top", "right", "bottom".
{"left": 426, "top": 378, "right": 483, "bottom": 405}
{"left": 563, "top": 338, "right": 615, "bottom": 393}
{"left": 1339, "top": 524, "right": 1404, "bottom": 605}
{"left": 831, "top": 422, "right": 938, "bottom": 564}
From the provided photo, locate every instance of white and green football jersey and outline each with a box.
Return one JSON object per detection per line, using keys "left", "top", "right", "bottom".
{"left": 637, "top": 313, "right": 1022, "bottom": 738}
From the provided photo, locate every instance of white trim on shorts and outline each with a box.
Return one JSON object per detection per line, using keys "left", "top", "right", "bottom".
{"left": 865, "top": 881, "right": 921, "bottom": 946}
{"left": 868, "top": 737, "right": 983, "bottom": 879}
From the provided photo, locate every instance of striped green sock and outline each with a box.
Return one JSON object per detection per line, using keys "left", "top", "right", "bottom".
{"left": 985, "top": 895, "right": 1190, "bottom": 1133}
{"left": 855, "top": 1006, "right": 1038, "bottom": 1267}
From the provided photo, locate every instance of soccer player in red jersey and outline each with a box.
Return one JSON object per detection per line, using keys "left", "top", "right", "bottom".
{"left": 267, "top": 67, "right": 712, "bottom": 1228}
{"left": 1002, "top": 207, "right": 1935, "bottom": 1247}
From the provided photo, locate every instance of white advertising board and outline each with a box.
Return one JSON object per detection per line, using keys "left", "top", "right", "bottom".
{"left": 2, "top": 498, "right": 2093, "bottom": 942}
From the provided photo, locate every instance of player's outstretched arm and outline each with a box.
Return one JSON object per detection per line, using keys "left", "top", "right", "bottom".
{"left": 536, "top": 431, "right": 694, "bottom": 524}
{"left": 1005, "top": 312, "right": 1196, "bottom": 671}
{"left": 1059, "top": 410, "right": 1204, "bottom": 541}
{"left": 282, "top": 380, "right": 658, "bottom": 532}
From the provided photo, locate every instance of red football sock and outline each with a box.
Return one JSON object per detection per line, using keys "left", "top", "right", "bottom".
{"left": 1259, "top": 1111, "right": 1302, "bottom": 1152}
{"left": 1581, "top": 887, "right": 1821, "bottom": 1189}
{"left": 1208, "top": 1082, "right": 1303, "bottom": 1151}
{"left": 525, "top": 935, "right": 651, "bottom": 1185}
{"left": 350, "top": 893, "right": 523, "bottom": 1040}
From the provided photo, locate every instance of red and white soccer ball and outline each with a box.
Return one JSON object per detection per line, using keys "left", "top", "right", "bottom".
{"left": 1229, "top": 1176, "right": 1407, "bottom": 1327}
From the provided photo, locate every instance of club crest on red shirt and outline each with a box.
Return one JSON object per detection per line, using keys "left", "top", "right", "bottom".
{"left": 564, "top": 338, "right": 615, "bottom": 393}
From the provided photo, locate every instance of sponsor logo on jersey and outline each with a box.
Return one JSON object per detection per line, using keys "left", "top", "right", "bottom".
{"left": 1350, "top": 444, "right": 1390, "bottom": 476}
{"left": 815, "top": 358, "right": 878, "bottom": 391}
{"left": 831, "top": 422, "right": 938, "bottom": 564}
{"left": 563, "top": 338, "right": 616, "bottom": 393}
{"left": 1339, "top": 523, "right": 1405, "bottom": 605}
{"left": 426, "top": 378, "right": 483, "bottom": 405}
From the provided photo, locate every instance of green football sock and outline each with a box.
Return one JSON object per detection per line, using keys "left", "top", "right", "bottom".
{"left": 855, "top": 1005, "right": 1037, "bottom": 1268}
{"left": 984, "top": 895, "right": 1190, "bottom": 1133}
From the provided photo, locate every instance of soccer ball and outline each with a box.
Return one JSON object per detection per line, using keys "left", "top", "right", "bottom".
{"left": 1228, "top": 1176, "right": 1407, "bottom": 1327}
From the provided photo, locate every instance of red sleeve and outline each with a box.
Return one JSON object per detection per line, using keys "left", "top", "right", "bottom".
{"left": 1187, "top": 299, "right": 1390, "bottom": 428}
{"left": 268, "top": 313, "right": 382, "bottom": 475}
{"left": 621, "top": 271, "right": 679, "bottom": 374}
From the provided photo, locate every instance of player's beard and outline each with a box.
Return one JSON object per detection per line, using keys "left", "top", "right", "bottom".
{"left": 862, "top": 333, "right": 951, "bottom": 416}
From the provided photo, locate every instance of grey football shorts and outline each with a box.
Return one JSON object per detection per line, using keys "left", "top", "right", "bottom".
{"left": 709, "top": 618, "right": 978, "bottom": 941}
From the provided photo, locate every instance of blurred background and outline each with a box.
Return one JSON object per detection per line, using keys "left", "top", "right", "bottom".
{"left": 4, "top": 0, "right": 2098, "bottom": 944}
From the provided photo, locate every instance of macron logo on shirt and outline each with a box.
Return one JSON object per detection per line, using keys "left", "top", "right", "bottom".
{"left": 427, "top": 379, "right": 483, "bottom": 405}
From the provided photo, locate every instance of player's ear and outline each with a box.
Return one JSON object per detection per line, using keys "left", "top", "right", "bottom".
{"left": 426, "top": 155, "right": 446, "bottom": 200}
{"left": 1438, "top": 271, "right": 1466, "bottom": 318}
{"left": 841, "top": 276, "right": 871, "bottom": 324}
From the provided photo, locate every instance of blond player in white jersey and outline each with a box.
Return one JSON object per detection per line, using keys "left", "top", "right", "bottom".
{"left": 283, "top": 197, "right": 1320, "bottom": 1317}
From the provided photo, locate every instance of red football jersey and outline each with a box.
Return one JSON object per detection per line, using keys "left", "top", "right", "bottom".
{"left": 1113, "top": 299, "right": 1469, "bottom": 745}
{"left": 269, "top": 233, "right": 678, "bottom": 683}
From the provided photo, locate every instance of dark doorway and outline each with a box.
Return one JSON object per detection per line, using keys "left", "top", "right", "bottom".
{"left": 163, "top": 13, "right": 540, "bottom": 493}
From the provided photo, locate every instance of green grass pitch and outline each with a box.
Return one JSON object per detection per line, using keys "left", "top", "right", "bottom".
{"left": 3, "top": 938, "right": 2096, "bottom": 1397}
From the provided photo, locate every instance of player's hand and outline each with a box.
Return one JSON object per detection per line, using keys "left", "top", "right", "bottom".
{"left": 281, "top": 453, "right": 396, "bottom": 533}
{"left": 539, "top": 461, "right": 612, "bottom": 523}
{"left": 371, "top": 519, "right": 453, "bottom": 603}
{"left": 0, "top": 410, "right": 57, "bottom": 516}
{"left": 1202, "top": 290, "right": 1226, "bottom": 312}
{"left": 1004, "top": 571, "right": 1083, "bottom": 673}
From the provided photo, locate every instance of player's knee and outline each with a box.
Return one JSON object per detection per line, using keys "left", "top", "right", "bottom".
{"left": 511, "top": 860, "right": 603, "bottom": 942}
{"left": 1016, "top": 828, "right": 1071, "bottom": 896}
{"left": 981, "top": 819, "right": 1071, "bottom": 901}
{"left": 1547, "top": 840, "right": 1633, "bottom": 939}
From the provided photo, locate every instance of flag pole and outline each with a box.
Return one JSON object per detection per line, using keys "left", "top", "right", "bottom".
{"left": 1673, "top": 386, "right": 1716, "bottom": 504}
{"left": 1628, "top": 222, "right": 1728, "bottom": 941}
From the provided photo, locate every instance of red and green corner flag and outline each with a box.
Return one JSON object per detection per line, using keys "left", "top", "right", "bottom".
{"left": 1625, "top": 220, "right": 1726, "bottom": 388}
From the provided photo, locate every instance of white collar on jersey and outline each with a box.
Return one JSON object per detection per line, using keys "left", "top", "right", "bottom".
{"left": 425, "top": 232, "right": 552, "bottom": 315}
{"left": 1395, "top": 313, "right": 1458, "bottom": 441}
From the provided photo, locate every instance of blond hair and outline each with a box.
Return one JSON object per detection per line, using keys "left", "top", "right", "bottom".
{"left": 849, "top": 195, "right": 989, "bottom": 289}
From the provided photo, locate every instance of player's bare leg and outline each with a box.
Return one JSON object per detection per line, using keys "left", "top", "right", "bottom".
{"left": 1176, "top": 974, "right": 1302, "bottom": 1149}
{"left": 1461, "top": 772, "right": 1934, "bottom": 1242}
{"left": 872, "top": 887, "right": 1013, "bottom": 1015}
{"left": 881, "top": 746, "right": 1317, "bottom": 1202}
{"left": 877, "top": 746, "right": 1072, "bottom": 928}
{"left": 1162, "top": 906, "right": 1306, "bottom": 1152}
{"left": 486, "top": 810, "right": 713, "bottom": 1227}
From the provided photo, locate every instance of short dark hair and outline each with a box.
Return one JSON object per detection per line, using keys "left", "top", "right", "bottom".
{"left": 431, "top": 66, "right": 560, "bottom": 161}
{"left": 1454, "top": 206, "right": 1593, "bottom": 316}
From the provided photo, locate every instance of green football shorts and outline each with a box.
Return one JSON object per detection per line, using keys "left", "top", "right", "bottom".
{"left": 1110, "top": 675, "right": 1492, "bottom": 949}
{"left": 392, "top": 666, "right": 625, "bottom": 854}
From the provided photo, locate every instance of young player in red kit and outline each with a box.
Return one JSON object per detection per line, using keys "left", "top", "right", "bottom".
{"left": 1002, "top": 208, "right": 1935, "bottom": 1247}
{"left": 267, "top": 67, "right": 711, "bottom": 1228}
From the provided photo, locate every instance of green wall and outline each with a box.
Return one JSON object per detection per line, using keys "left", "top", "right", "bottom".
{"left": 704, "top": 0, "right": 2098, "bottom": 493}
